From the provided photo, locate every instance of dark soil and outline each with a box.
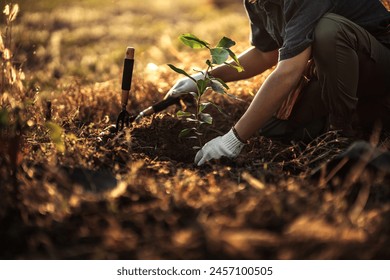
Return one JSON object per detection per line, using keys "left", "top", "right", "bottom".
{"left": 1, "top": 100, "right": 390, "bottom": 259}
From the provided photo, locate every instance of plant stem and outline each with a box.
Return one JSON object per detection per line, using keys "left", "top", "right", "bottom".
{"left": 195, "top": 64, "right": 212, "bottom": 147}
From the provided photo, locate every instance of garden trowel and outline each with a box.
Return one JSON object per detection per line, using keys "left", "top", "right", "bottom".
{"left": 114, "top": 47, "right": 182, "bottom": 132}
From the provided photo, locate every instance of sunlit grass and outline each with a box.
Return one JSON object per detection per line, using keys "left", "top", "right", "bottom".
{"left": 15, "top": 0, "right": 248, "bottom": 91}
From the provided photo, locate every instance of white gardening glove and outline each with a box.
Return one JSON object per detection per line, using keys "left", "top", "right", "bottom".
{"left": 194, "top": 128, "right": 246, "bottom": 166}
{"left": 165, "top": 72, "right": 206, "bottom": 99}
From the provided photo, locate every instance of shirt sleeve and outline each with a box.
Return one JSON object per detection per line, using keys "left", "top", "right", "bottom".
{"left": 244, "top": 0, "right": 279, "bottom": 52}
{"left": 279, "top": 0, "right": 333, "bottom": 60}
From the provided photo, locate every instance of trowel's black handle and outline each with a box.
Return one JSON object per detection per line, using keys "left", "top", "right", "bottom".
{"left": 121, "top": 47, "right": 135, "bottom": 109}
{"left": 134, "top": 96, "right": 181, "bottom": 121}
{"left": 121, "top": 47, "right": 135, "bottom": 91}
{"left": 152, "top": 96, "right": 181, "bottom": 113}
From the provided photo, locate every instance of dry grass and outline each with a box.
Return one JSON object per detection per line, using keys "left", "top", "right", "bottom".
{"left": 0, "top": 0, "right": 389, "bottom": 260}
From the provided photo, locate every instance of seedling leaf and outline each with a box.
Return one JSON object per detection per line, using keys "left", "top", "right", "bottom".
{"left": 210, "top": 48, "right": 229, "bottom": 65}
{"left": 196, "top": 79, "right": 208, "bottom": 95}
{"left": 179, "top": 128, "right": 194, "bottom": 138}
{"left": 186, "top": 117, "right": 198, "bottom": 123}
{"left": 200, "top": 113, "right": 213, "bottom": 124}
{"left": 226, "top": 63, "right": 245, "bottom": 73}
{"left": 179, "top": 33, "right": 209, "bottom": 49}
{"left": 213, "top": 77, "right": 229, "bottom": 89}
{"left": 210, "top": 79, "right": 227, "bottom": 94}
{"left": 227, "top": 49, "right": 244, "bottom": 72}
{"left": 217, "top": 36, "right": 236, "bottom": 49}
{"left": 177, "top": 110, "right": 192, "bottom": 118}
{"left": 167, "top": 64, "right": 195, "bottom": 82}
{"left": 209, "top": 102, "right": 229, "bottom": 117}
{"left": 199, "top": 102, "right": 211, "bottom": 113}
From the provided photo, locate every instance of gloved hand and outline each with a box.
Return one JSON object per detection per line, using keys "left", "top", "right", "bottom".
{"left": 164, "top": 72, "right": 206, "bottom": 99}
{"left": 194, "top": 128, "right": 246, "bottom": 166}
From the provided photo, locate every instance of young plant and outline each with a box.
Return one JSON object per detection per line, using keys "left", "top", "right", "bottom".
{"left": 167, "top": 33, "right": 244, "bottom": 149}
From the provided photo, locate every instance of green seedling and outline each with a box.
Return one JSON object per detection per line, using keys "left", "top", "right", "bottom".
{"left": 168, "top": 33, "right": 244, "bottom": 149}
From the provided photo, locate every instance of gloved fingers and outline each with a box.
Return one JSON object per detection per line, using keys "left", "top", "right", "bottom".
{"left": 196, "top": 147, "right": 216, "bottom": 166}
{"left": 194, "top": 149, "right": 204, "bottom": 166}
{"left": 166, "top": 77, "right": 198, "bottom": 99}
{"left": 198, "top": 153, "right": 212, "bottom": 166}
{"left": 194, "top": 139, "right": 218, "bottom": 166}
{"left": 165, "top": 89, "right": 179, "bottom": 99}
{"left": 210, "top": 79, "right": 225, "bottom": 93}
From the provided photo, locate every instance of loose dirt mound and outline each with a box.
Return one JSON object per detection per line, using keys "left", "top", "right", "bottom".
{"left": 2, "top": 103, "right": 390, "bottom": 259}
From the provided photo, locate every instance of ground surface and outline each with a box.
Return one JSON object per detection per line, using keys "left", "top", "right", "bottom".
{"left": 1, "top": 0, "right": 390, "bottom": 259}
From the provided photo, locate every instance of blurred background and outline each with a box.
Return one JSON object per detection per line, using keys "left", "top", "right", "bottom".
{"left": 14, "top": 0, "right": 389, "bottom": 94}
{"left": 13, "top": 0, "right": 249, "bottom": 92}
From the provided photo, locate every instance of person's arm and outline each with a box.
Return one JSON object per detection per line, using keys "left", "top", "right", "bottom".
{"left": 234, "top": 46, "right": 312, "bottom": 141}
{"left": 165, "top": 47, "right": 278, "bottom": 99}
{"left": 194, "top": 46, "right": 312, "bottom": 166}
{"left": 210, "top": 47, "right": 278, "bottom": 82}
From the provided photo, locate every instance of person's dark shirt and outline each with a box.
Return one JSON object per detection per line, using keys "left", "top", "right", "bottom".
{"left": 244, "top": 0, "right": 390, "bottom": 60}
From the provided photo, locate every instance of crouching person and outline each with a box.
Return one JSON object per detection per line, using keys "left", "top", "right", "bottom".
{"left": 165, "top": 0, "right": 390, "bottom": 166}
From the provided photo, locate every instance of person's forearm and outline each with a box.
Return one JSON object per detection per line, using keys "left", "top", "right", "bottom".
{"left": 210, "top": 47, "right": 278, "bottom": 82}
{"left": 234, "top": 47, "right": 312, "bottom": 141}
